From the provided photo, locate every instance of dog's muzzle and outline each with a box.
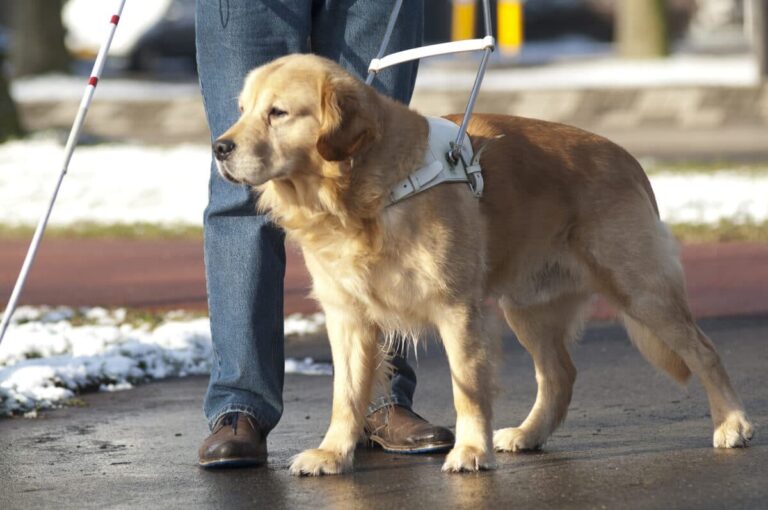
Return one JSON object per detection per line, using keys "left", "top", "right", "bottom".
{"left": 213, "top": 138, "right": 236, "bottom": 162}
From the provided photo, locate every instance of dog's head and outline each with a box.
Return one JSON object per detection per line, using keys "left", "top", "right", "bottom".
{"left": 213, "top": 54, "right": 382, "bottom": 187}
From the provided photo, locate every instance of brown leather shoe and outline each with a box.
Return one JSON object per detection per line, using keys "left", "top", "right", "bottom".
{"left": 198, "top": 412, "right": 267, "bottom": 468}
{"left": 365, "top": 405, "right": 454, "bottom": 453}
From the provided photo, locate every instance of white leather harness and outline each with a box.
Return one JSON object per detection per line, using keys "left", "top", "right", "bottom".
{"left": 388, "top": 117, "right": 484, "bottom": 206}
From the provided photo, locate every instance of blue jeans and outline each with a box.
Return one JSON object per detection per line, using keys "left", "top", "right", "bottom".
{"left": 196, "top": 0, "right": 424, "bottom": 432}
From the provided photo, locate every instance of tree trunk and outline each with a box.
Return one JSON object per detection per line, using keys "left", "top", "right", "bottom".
{"left": 10, "top": 0, "right": 70, "bottom": 77}
{"left": 0, "top": 55, "right": 24, "bottom": 142}
{"left": 616, "top": 0, "right": 670, "bottom": 58}
{"left": 753, "top": 0, "right": 768, "bottom": 80}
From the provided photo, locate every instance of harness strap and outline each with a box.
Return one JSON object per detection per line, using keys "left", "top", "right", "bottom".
{"left": 465, "top": 158, "right": 484, "bottom": 198}
{"left": 388, "top": 117, "right": 483, "bottom": 205}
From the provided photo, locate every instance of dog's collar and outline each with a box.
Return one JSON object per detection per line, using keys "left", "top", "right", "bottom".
{"left": 387, "top": 116, "right": 484, "bottom": 206}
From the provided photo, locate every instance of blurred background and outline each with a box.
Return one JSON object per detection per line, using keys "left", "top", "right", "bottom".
{"left": 1, "top": 0, "right": 768, "bottom": 311}
{"left": 0, "top": 1, "right": 766, "bottom": 146}
{"left": 1, "top": 0, "right": 768, "bottom": 427}
{"left": 0, "top": 1, "right": 766, "bottom": 151}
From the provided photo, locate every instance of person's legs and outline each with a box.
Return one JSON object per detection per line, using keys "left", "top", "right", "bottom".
{"left": 312, "top": 0, "right": 424, "bottom": 412}
{"left": 310, "top": 0, "right": 422, "bottom": 103}
{"left": 196, "top": 0, "right": 311, "bottom": 433}
{"left": 197, "top": 0, "right": 450, "bottom": 462}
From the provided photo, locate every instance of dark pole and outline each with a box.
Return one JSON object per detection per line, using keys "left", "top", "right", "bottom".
{"left": 10, "top": 0, "right": 71, "bottom": 77}
{"left": 754, "top": 0, "right": 768, "bottom": 80}
{"left": 617, "top": 0, "right": 669, "bottom": 58}
{"left": 0, "top": 53, "right": 24, "bottom": 142}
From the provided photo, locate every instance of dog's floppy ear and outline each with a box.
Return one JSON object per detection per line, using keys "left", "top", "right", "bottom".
{"left": 316, "top": 75, "right": 379, "bottom": 162}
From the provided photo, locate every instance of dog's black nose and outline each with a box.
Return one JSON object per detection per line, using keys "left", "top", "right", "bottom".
{"left": 213, "top": 139, "right": 236, "bottom": 161}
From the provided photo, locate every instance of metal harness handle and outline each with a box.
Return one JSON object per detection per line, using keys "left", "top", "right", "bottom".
{"left": 365, "top": 0, "right": 496, "bottom": 165}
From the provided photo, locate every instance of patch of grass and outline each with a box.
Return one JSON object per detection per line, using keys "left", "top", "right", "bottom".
{"left": 65, "top": 308, "right": 206, "bottom": 330}
{"left": 10, "top": 307, "right": 206, "bottom": 330}
{"left": 122, "top": 308, "right": 206, "bottom": 329}
{"left": 670, "top": 220, "right": 768, "bottom": 243}
{"left": 63, "top": 398, "right": 88, "bottom": 408}
{"left": 0, "top": 222, "right": 203, "bottom": 240}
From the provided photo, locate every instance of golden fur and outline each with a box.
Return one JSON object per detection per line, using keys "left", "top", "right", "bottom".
{"left": 214, "top": 54, "right": 754, "bottom": 475}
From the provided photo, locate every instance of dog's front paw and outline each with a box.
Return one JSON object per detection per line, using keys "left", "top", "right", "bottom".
{"left": 713, "top": 412, "right": 754, "bottom": 448}
{"left": 289, "top": 448, "right": 351, "bottom": 476}
{"left": 441, "top": 445, "right": 495, "bottom": 473}
{"left": 493, "top": 427, "right": 544, "bottom": 452}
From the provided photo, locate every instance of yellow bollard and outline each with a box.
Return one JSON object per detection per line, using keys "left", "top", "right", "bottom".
{"left": 452, "top": 0, "right": 476, "bottom": 41}
{"left": 498, "top": 0, "right": 524, "bottom": 55}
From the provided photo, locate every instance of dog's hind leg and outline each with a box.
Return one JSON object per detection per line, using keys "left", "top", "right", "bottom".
{"left": 583, "top": 220, "right": 753, "bottom": 448}
{"left": 436, "top": 302, "right": 497, "bottom": 472}
{"left": 620, "top": 300, "right": 753, "bottom": 448}
{"left": 494, "top": 293, "right": 588, "bottom": 452}
{"left": 289, "top": 308, "right": 381, "bottom": 476}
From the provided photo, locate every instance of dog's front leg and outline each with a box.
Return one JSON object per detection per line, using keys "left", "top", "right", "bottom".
{"left": 437, "top": 304, "right": 496, "bottom": 473}
{"left": 289, "top": 308, "right": 379, "bottom": 476}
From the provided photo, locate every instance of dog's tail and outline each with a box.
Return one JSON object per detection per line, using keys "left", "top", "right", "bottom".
{"left": 621, "top": 313, "right": 691, "bottom": 385}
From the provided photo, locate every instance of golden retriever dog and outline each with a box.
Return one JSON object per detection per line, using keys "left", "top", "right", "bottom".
{"left": 213, "top": 54, "right": 753, "bottom": 475}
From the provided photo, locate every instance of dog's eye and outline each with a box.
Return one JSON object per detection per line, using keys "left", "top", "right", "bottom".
{"left": 268, "top": 106, "right": 288, "bottom": 119}
{"left": 238, "top": 105, "right": 244, "bottom": 113}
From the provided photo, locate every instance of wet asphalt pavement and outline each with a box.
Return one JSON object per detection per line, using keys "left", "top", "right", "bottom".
{"left": 1, "top": 315, "right": 766, "bottom": 510}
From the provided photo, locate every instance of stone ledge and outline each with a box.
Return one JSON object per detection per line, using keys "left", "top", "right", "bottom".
{"left": 17, "top": 85, "right": 768, "bottom": 159}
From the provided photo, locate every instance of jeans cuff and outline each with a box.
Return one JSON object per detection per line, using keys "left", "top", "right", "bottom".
{"left": 208, "top": 404, "right": 276, "bottom": 433}
{"left": 367, "top": 395, "right": 412, "bottom": 416}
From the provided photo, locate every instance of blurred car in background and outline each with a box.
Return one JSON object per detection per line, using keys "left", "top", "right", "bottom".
{"left": 126, "top": 0, "right": 195, "bottom": 74}
{"left": 524, "top": 0, "right": 615, "bottom": 41}
{"left": 63, "top": 0, "right": 701, "bottom": 75}
{"left": 64, "top": 0, "right": 195, "bottom": 75}
{"left": 524, "top": 0, "right": 695, "bottom": 41}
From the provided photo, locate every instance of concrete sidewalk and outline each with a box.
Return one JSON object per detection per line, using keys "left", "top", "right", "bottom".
{"left": 0, "top": 315, "right": 765, "bottom": 509}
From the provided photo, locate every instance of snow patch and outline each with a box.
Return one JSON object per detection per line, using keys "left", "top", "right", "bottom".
{"left": 284, "top": 312, "right": 327, "bottom": 337}
{"left": 63, "top": 0, "right": 173, "bottom": 58}
{"left": 0, "top": 139, "right": 210, "bottom": 227}
{"left": 653, "top": 172, "right": 768, "bottom": 224}
{"left": 0, "top": 307, "right": 329, "bottom": 417}
{"left": 1, "top": 139, "right": 767, "bottom": 229}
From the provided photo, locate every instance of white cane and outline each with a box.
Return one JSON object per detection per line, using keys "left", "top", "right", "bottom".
{"left": 0, "top": 0, "right": 127, "bottom": 345}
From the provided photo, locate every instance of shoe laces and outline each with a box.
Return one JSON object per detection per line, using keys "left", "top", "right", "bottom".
{"left": 218, "top": 412, "right": 240, "bottom": 435}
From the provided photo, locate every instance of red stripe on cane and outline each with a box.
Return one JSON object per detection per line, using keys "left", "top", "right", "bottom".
{"left": 111, "top": 15, "right": 120, "bottom": 25}
{"left": 88, "top": 76, "right": 99, "bottom": 87}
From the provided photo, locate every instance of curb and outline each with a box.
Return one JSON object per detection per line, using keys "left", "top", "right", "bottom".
{"left": 413, "top": 85, "right": 768, "bottom": 130}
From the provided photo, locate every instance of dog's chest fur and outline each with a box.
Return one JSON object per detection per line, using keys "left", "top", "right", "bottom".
{"left": 303, "top": 233, "right": 451, "bottom": 331}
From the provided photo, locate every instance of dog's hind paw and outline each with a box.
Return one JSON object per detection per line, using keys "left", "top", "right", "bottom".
{"left": 289, "top": 448, "right": 351, "bottom": 476}
{"left": 713, "top": 412, "right": 754, "bottom": 448}
{"left": 493, "top": 427, "right": 544, "bottom": 452}
{"left": 441, "top": 445, "right": 495, "bottom": 473}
